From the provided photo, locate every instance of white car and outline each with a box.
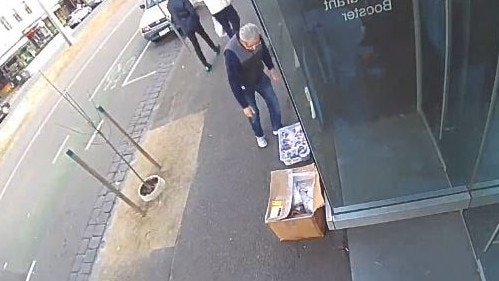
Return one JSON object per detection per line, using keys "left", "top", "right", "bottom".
{"left": 67, "top": 7, "right": 92, "bottom": 28}
{"left": 139, "top": 0, "right": 204, "bottom": 42}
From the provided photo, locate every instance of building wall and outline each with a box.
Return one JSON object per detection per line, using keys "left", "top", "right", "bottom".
{"left": 251, "top": 0, "right": 499, "bottom": 280}
{"left": 0, "top": 0, "right": 60, "bottom": 58}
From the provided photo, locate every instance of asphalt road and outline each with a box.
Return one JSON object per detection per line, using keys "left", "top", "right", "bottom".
{"left": 0, "top": 1, "right": 179, "bottom": 280}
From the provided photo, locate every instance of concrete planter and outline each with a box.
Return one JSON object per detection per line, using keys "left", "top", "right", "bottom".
{"left": 138, "top": 175, "right": 166, "bottom": 202}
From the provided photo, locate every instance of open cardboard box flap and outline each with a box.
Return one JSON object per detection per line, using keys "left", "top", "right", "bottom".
{"left": 266, "top": 169, "right": 292, "bottom": 222}
{"left": 313, "top": 172, "right": 325, "bottom": 209}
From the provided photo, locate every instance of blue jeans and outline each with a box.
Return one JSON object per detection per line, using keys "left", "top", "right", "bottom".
{"left": 244, "top": 75, "right": 282, "bottom": 137}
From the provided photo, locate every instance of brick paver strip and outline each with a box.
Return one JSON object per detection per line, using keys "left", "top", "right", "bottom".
{"left": 67, "top": 38, "right": 182, "bottom": 281}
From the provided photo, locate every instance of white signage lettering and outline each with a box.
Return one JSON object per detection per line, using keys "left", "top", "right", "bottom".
{"left": 323, "top": 0, "right": 393, "bottom": 21}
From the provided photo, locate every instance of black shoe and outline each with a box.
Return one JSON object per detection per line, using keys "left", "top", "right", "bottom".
{"left": 205, "top": 64, "right": 213, "bottom": 72}
{"left": 214, "top": 45, "right": 221, "bottom": 55}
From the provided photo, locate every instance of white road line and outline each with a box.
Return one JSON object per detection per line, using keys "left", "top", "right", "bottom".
{"left": 84, "top": 119, "right": 104, "bottom": 151}
{"left": 123, "top": 56, "right": 137, "bottom": 73}
{"left": 89, "top": 29, "right": 140, "bottom": 101}
{"left": 0, "top": 5, "right": 138, "bottom": 202}
{"left": 122, "top": 40, "right": 151, "bottom": 87}
{"left": 51, "top": 135, "right": 70, "bottom": 164}
{"left": 70, "top": 6, "right": 137, "bottom": 91}
{"left": 0, "top": 99, "right": 62, "bottom": 201}
{"left": 123, "top": 70, "right": 157, "bottom": 86}
{"left": 25, "top": 260, "right": 36, "bottom": 281}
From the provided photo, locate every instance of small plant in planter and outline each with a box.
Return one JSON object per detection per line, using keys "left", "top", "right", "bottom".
{"left": 138, "top": 175, "right": 166, "bottom": 202}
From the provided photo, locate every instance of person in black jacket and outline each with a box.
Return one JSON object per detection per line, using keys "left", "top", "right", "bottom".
{"left": 224, "top": 23, "right": 282, "bottom": 148}
{"left": 168, "top": 0, "right": 220, "bottom": 72}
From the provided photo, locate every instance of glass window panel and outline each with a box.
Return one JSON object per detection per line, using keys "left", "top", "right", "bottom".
{"left": 439, "top": 0, "right": 499, "bottom": 187}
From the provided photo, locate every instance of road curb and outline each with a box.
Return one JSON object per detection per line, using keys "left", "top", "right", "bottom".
{"left": 68, "top": 37, "right": 183, "bottom": 281}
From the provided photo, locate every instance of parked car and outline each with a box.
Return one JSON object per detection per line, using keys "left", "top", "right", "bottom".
{"left": 139, "top": 0, "right": 204, "bottom": 42}
{"left": 139, "top": 0, "right": 173, "bottom": 42}
{"left": 0, "top": 100, "right": 10, "bottom": 124}
{"left": 86, "top": 0, "right": 103, "bottom": 8}
{"left": 67, "top": 7, "right": 93, "bottom": 28}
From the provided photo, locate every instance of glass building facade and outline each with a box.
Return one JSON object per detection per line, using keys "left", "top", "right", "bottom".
{"left": 250, "top": 0, "right": 499, "bottom": 279}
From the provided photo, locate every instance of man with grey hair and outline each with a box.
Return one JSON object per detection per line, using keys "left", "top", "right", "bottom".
{"left": 224, "top": 23, "right": 282, "bottom": 148}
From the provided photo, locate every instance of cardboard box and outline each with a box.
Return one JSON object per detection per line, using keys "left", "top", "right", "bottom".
{"left": 265, "top": 164, "right": 326, "bottom": 241}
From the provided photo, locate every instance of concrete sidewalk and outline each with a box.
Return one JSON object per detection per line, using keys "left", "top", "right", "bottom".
{"left": 88, "top": 1, "right": 352, "bottom": 281}
{"left": 78, "top": 2, "right": 488, "bottom": 281}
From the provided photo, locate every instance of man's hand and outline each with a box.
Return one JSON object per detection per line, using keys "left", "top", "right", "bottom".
{"left": 269, "top": 68, "right": 279, "bottom": 82}
{"left": 243, "top": 106, "right": 254, "bottom": 117}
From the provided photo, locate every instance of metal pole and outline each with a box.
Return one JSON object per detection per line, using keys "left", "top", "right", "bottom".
{"left": 438, "top": 0, "right": 452, "bottom": 140}
{"left": 36, "top": 0, "right": 75, "bottom": 46}
{"left": 40, "top": 72, "right": 151, "bottom": 188}
{"left": 95, "top": 126, "right": 151, "bottom": 184}
{"left": 97, "top": 106, "right": 161, "bottom": 169}
{"left": 412, "top": 0, "right": 422, "bottom": 113}
{"left": 154, "top": 0, "right": 191, "bottom": 52}
{"left": 66, "top": 149, "right": 146, "bottom": 216}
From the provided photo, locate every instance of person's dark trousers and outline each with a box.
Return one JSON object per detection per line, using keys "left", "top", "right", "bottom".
{"left": 186, "top": 22, "right": 218, "bottom": 66}
{"left": 244, "top": 75, "right": 282, "bottom": 137}
{"left": 213, "top": 5, "right": 240, "bottom": 38}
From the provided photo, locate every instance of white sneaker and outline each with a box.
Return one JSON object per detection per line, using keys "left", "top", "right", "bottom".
{"left": 256, "top": 136, "right": 268, "bottom": 148}
{"left": 272, "top": 130, "right": 279, "bottom": 136}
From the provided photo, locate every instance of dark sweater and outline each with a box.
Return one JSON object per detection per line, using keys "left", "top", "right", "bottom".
{"left": 224, "top": 36, "right": 274, "bottom": 108}
{"left": 167, "top": 0, "right": 199, "bottom": 35}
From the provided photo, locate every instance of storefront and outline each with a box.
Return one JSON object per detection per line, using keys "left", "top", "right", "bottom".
{"left": 251, "top": 0, "right": 499, "bottom": 279}
{"left": 0, "top": 38, "right": 33, "bottom": 92}
{"left": 0, "top": 71, "right": 14, "bottom": 96}
{"left": 0, "top": 15, "right": 59, "bottom": 94}
{"left": 55, "top": 0, "right": 77, "bottom": 25}
{"left": 23, "top": 16, "right": 59, "bottom": 49}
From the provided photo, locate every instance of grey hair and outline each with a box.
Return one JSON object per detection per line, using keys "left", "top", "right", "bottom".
{"left": 239, "top": 23, "right": 260, "bottom": 41}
